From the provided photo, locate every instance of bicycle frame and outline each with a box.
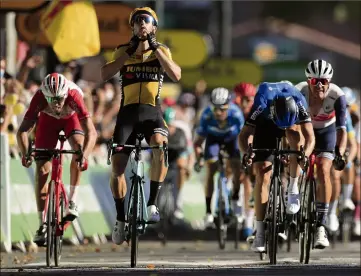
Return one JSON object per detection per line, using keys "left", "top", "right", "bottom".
{"left": 42, "top": 138, "right": 71, "bottom": 236}
{"left": 214, "top": 149, "right": 231, "bottom": 216}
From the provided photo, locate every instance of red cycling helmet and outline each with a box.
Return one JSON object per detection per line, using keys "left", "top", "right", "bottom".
{"left": 234, "top": 82, "right": 256, "bottom": 97}
{"left": 163, "top": 97, "right": 176, "bottom": 107}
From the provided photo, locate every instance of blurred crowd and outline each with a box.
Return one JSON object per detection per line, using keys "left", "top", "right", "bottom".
{"left": 0, "top": 49, "right": 212, "bottom": 163}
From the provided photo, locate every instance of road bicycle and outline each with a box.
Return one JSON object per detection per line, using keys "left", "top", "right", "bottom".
{"left": 244, "top": 138, "right": 305, "bottom": 264}
{"left": 107, "top": 134, "right": 168, "bottom": 268}
{"left": 28, "top": 134, "right": 82, "bottom": 267}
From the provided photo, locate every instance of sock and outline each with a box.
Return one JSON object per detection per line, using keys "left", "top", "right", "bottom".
{"left": 206, "top": 197, "right": 212, "bottom": 214}
{"left": 256, "top": 220, "right": 265, "bottom": 235}
{"left": 114, "top": 198, "right": 125, "bottom": 222}
{"left": 288, "top": 176, "right": 299, "bottom": 194}
{"left": 69, "top": 185, "right": 79, "bottom": 202}
{"left": 147, "top": 181, "right": 161, "bottom": 206}
{"left": 328, "top": 200, "right": 338, "bottom": 215}
{"left": 316, "top": 202, "right": 329, "bottom": 226}
{"left": 342, "top": 184, "right": 353, "bottom": 201}
{"left": 38, "top": 211, "right": 43, "bottom": 225}
{"left": 354, "top": 202, "right": 361, "bottom": 220}
{"left": 245, "top": 209, "right": 255, "bottom": 228}
{"left": 232, "top": 188, "right": 240, "bottom": 201}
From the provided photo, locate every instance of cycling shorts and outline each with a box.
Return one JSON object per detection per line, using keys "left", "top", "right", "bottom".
{"left": 35, "top": 112, "right": 84, "bottom": 161}
{"left": 113, "top": 104, "right": 168, "bottom": 155}
{"left": 314, "top": 123, "right": 336, "bottom": 160}
{"left": 253, "top": 118, "right": 285, "bottom": 163}
{"left": 204, "top": 135, "right": 240, "bottom": 161}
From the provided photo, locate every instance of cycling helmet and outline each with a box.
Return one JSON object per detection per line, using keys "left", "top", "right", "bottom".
{"left": 41, "top": 73, "right": 69, "bottom": 98}
{"left": 162, "top": 97, "right": 176, "bottom": 107}
{"left": 342, "top": 87, "right": 357, "bottom": 106}
{"left": 163, "top": 107, "right": 176, "bottom": 125}
{"left": 129, "top": 7, "right": 158, "bottom": 26}
{"left": 234, "top": 82, "right": 256, "bottom": 97}
{"left": 271, "top": 95, "right": 299, "bottom": 128}
{"left": 211, "top": 87, "right": 231, "bottom": 107}
{"left": 178, "top": 92, "right": 196, "bottom": 107}
{"left": 305, "top": 59, "right": 333, "bottom": 80}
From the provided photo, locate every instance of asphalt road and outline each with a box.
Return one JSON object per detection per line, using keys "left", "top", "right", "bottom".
{"left": 1, "top": 240, "right": 360, "bottom": 276}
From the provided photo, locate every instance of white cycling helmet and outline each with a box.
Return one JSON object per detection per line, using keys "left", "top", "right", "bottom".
{"left": 42, "top": 73, "right": 69, "bottom": 98}
{"left": 342, "top": 86, "right": 356, "bottom": 106}
{"left": 305, "top": 59, "right": 334, "bottom": 80}
{"left": 211, "top": 87, "right": 231, "bottom": 107}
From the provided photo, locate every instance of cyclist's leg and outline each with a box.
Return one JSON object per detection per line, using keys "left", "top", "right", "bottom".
{"left": 144, "top": 106, "right": 169, "bottom": 222}
{"left": 314, "top": 124, "right": 336, "bottom": 248}
{"left": 285, "top": 124, "right": 304, "bottom": 214}
{"left": 224, "top": 138, "right": 242, "bottom": 218}
{"left": 65, "top": 114, "right": 86, "bottom": 218}
{"left": 33, "top": 113, "right": 60, "bottom": 244}
{"left": 242, "top": 172, "right": 254, "bottom": 237}
{"left": 341, "top": 161, "right": 356, "bottom": 211}
{"left": 328, "top": 167, "right": 342, "bottom": 232}
{"left": 353, "top": 164, "right": 361, "bottom": 236}
{"left": 110, "top": 107, "right": 136, "bottom": 244}
{"left": 174, "top": 151, "right": 189, "bottom": 218}
{"left": 251, "top": 120, "right": 280, "bottom": 252}
{"left": 203, "top": 136, "right": 219, "bottom": 226}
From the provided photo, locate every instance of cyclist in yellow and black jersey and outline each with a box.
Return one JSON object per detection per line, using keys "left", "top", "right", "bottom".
{"left": 100, "top": 6, "right": 181, "bottom": 246}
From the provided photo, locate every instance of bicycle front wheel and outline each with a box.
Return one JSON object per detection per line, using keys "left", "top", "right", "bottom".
{"left": 130, "top": 177, "right": 139, "bottom": 268}
{"left": 216, "top": 176, "right": 226, "bottom": 250}
{"left": 54, "top": 193, "right": 65, "bottom": 267}
{"left": 46, "top": 181, "right": 55, "bottom": 267}
{"left": 268, "top": 177, "right": 278, "bottom": 265}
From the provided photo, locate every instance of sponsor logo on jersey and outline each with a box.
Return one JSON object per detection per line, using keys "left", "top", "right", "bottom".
{"left": 126, "top": 65, "right": 159, "bottom": 81}
{"left": 250, "top": 105, "right": 264, "bottom": 120}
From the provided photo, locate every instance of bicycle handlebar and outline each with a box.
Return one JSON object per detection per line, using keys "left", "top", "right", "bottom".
{"left": 107, "top": 139, "right": 169, "bottom": 167}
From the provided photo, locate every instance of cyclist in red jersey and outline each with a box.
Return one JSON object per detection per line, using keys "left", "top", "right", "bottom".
{"left": 16, "top": 73, "right": 97, "bottom": 246}
{"left": 233, "top": 82, "right": 257, "bottom": 238}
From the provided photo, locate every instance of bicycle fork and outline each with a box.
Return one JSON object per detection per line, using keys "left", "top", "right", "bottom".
{"left": 215, "top": 174, "right": 231, "bottom": 216}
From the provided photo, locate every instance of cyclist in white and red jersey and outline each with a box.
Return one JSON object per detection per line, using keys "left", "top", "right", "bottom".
{"left": 16, "top": 73, "right": 97, "bottom": 246}
{"left": 295, "top": 59, "right": 347, "bottom": 249}
{"left": 233, "top": 82, "right": 257, "bottom": 238}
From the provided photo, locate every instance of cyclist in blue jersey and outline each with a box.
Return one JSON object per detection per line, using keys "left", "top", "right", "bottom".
{"left": 194, "top": 87, "right": 245, "bottom": 228}
{"left": 239, "top": 81, "right": 315, "bottom": 252}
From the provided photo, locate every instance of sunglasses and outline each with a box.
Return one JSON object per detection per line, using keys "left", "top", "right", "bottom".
{"left": 309, "top": 78, "right": 329, "bottom": 86}
{"left": 212, "top": 105, "right": 229, "bottom": 112}
{"left": 133, "top": 14, "right": 154, "bottom": 25}
{"left": 45, "top": 96, "right": 65, "bottom": 104}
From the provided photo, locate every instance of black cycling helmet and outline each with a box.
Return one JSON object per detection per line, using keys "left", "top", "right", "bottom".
{"left": 271, "top": 95, "right": 299, "bottom": 128}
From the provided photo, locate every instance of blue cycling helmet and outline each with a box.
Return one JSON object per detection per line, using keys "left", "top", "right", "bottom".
{"left": 341, "top": 87, "right": 356, "bottom": 106}
{"left": 271, "top": 95, "right": 299, "bottom": 128}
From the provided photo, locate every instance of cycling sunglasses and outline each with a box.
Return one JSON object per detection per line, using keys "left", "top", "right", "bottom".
{"left": 133, "top": 14, "right": 155, "bottom": 25}
{"left": 309, "top": 78, "right": 329, "bottom": 86}
{"left": 45, "top": 96, "right": 65, "bottom": 104}
{"left": 212, "top": 105, "right": 229, "bottom": 112}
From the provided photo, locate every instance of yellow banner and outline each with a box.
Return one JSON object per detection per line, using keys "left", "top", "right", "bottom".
{"left": 180, "top": 59, "right": 263, "bottom": 89}
{"left": 40, "top": 0, "right": 100, "bottom": 63}
{"left": 157, "top": 30, "right": 210, "bottom": 69}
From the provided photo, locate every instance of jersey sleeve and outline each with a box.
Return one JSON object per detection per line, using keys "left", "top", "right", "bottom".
{"left": 67, "top": 89, "right": 90, "bottom": 120}
{"left": 106, "top": 45, "right": 127, "bottom": 64}
{"left": 346, "top": 110, "right": 355, "bottom": 138}
{"left": 23, "top": 91, "right": 47, "bottom": 121}
{"left": 295, "top": 93, "right": 311, "bottom": 124}
{"left": 334, "top": 95, "right": 347, "bottom": 130}
{"left": 196, "top": 108, "right": 210, "bottom": 137}
{"left": 245, "top": 91, "right": 267, "bottom": 127}
{"left": 159, "top": 44, "right": 172, "bottom": 60}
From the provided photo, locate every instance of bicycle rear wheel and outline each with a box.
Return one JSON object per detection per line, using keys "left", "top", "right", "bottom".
{"left": 216, "top": 176, "right": 226, "bottom": 250}
{"left": 304, "top": 178, "right": 316, "bottom": 264}
{"left": 54, "top": 193, "right": 65, "bottom": 267}
{"left": 157, "top": 184, "right": 174, "bottom": 246}
{"left": 130, "top": 178, "right": 139, "bottom": 268}
{"left": 46, "top": 181, "right": 55, "bottom": 267}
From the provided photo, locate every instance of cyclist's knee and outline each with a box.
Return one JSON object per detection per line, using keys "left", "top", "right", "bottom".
{"left": 150, "top": 133, "right": 167, "bottom": 146}
{"left": 254, "top": 162, "right": 272, "bottom": 184}
{"left": 317, "top": 158, "right": 332, "bottom": 184}
{"left": 111, "top": 153, "right": 128, "bottom": 176}
{"left": 36, "top": 160, "right": 51, "bottom": 175}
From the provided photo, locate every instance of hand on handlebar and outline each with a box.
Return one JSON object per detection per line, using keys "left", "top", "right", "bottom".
{"left": 21, "top": 154, "right": 33, "bottom": 168}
